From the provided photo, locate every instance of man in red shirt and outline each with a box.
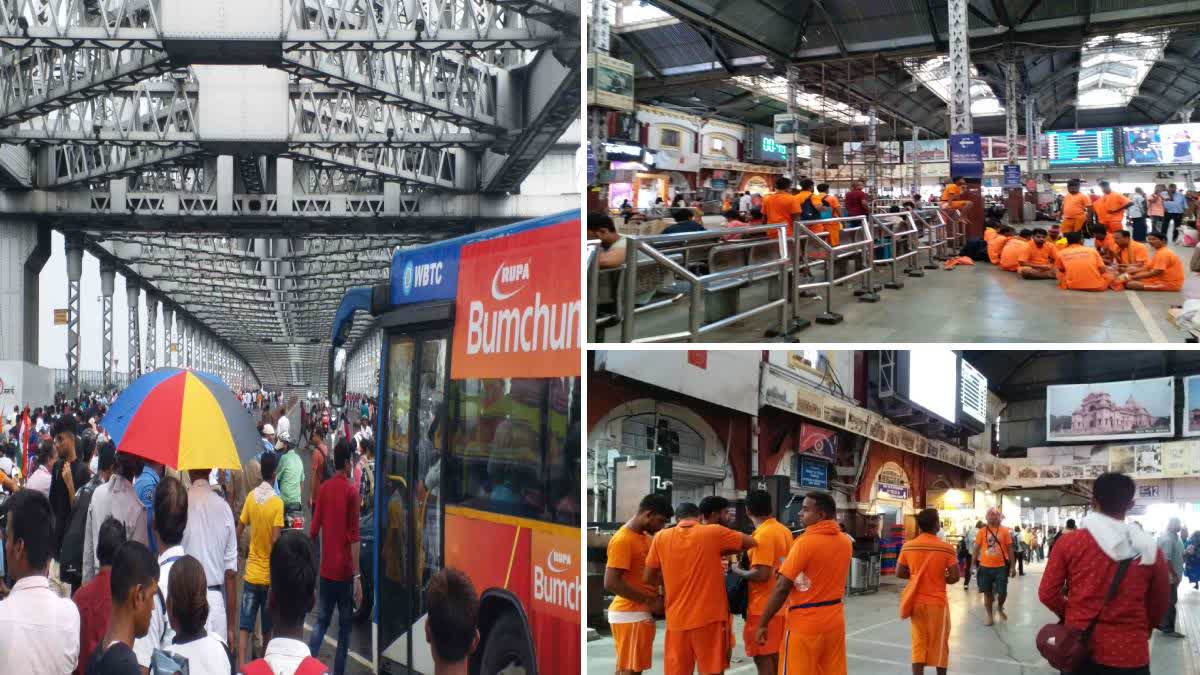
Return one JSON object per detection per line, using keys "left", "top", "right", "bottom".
{"left": 308, "top": 439, "right": 362, "bottom": 675}
{"left": 844, "top": 181, "right": 871, "bottom": 217}
{"left": 1038, "top": 472, "right": 1170, "bottom": 673}
{"left": 73, "top": 517, "right": 126, "bottom": 675}
{"left": 308, "top": 428, "right": 330, "bottom": 515}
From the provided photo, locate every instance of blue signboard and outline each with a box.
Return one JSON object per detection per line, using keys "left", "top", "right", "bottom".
{"left": 390, "top": 246, "right": 460, "bottom": 305}
{"left": 798, "top": 455, "right": 829, "bottom": 490}
{"left": 1002, "top": 164, "right": 1021, "bottom": 189}
{"left": 949, "top": 133, "right": 984, "bottom": 179}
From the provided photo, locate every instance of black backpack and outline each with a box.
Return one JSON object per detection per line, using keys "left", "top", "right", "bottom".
{"left": 58, "top": 477, "right": 99, "bottom": 582}
{"left": 725, "top": 566, "right": 748, "bottom": 618}
{"left": 800, "top": 195, "right": 825, "bottom": 221}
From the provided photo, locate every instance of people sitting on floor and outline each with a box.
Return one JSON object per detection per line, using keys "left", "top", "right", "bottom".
{"left": 987, "top": 225, "right": 1015, "bottom": 265}
{"left": 1093, "top": 227, "right": 1119, "bottom": 264}
{"left": 1017, "top": 228, "right": 1059, "bottom": 280}
{"left": 1047, "top": 223, "right": 1067, "bottom": 248}
{"left": 1125, "top": 231, "right": 1185, "bottom": 292}
{"left": 1056, "top": 231, "right": 1111, "bottom": 292}
{"left": 1000, "top": 228, "right": 1033, "bottom": 271}
{"left": 1111, "top": 230, "right": 1150, "bottom": 273}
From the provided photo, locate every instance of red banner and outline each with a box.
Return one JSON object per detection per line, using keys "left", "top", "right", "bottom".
{"left": 687, "top": 350, "right": 707, "bottom": 369}
{"left": 451, "top": 219, "right": 581, "bottom": 379}
{"left": 798, "top": 423, "right": 838, "bottom": 462}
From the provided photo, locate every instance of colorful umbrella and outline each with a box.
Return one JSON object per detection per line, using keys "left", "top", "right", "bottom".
{"left": 101, "top": 368, "right": 255, "bottom": 470}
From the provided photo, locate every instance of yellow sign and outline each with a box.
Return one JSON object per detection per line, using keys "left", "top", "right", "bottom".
{"left": 53, "top": 309, "right": 68, "bottom": 325}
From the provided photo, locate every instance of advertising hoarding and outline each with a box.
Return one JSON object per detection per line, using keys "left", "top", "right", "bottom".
{"left": 1185, "top": 374, "right": 1200, "bottom": 437}
{"left": 1045, "top": 376, "right": 1175, "bottom": 442}
{"left": 1123, "top": 123, "right": 1200, "bottom": 165}
{"left": 586, "top": 53, "right": 634, "bottom": 111}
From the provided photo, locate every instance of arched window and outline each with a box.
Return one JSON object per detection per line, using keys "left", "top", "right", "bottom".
{"left": 621, "top": 413, "right": 705, "bottom": 462}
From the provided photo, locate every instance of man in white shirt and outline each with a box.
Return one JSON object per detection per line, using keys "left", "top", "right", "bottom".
{"left": 0, "top": 489, "right": 81, "bottom": 674}
{"left": 133, "top": 475, "right": 189, "bottom": 668}
{"left": 181, "top": 468, "right": 239, "bottom": 646}
{"left": 255, "top": 529, "right": 330, "bottom": 675}
{"left": 739, "top": 191, "right": 753, "bottom": 214}
{"left": 83, "top": 453, "right": 149, "bottom": 582}
{"left": 276, "top": 412, "right": 292, "bottom": 447}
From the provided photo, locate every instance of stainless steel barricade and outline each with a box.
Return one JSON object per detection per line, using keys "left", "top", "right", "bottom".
{"left": 617, "top": 224, "right": 792, "bottom": 342}
{"left": 912, "top": 208, "right": 949, "bottom": 269}
{"left": 790, "top": 216, "right": 880, "bottom": 327}
{"left": 586, "top": 240, "right": 685, "bottom": 342}
{"left": 869, "top": 213, "right": 921, "bottom": 289}
{"left": 941, "top": 207, "right": 966, "bottom": 250}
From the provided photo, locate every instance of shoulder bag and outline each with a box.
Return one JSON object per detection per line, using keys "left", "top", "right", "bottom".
{"left": 1035, "top": 557, "right": 1135, "bottom": 672}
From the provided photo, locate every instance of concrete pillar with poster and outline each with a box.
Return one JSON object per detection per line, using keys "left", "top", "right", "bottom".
{"left": 949, "top": 133, "right": 985, "bottom": 238}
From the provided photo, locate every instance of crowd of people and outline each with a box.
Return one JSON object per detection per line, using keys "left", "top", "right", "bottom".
{"left": 0, "top": 391, "right": 477, "bottom": 675}
{"left": 604, "top": 472, "right": 1182, "bottom": 675}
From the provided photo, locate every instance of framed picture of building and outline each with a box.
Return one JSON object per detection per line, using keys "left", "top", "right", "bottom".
{"left": 1046, "top": 376, "right": 1175, "bottom": 443}
{"left": 1184, "top": 375, "right": 1200, "bottom": 437}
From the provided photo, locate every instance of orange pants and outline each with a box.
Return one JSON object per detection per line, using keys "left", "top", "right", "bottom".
{"left": 743, "top": 614, "right": 784, "bottom": 657}
{"left": 1136, "top": 280, "right": 1183, "bottom": 291}
{"left": 612, "top": 620, "right": 655, "bottom": 672}
{"left": 910, "top": 603, "right": 951, "bottom": 669}
{"left": 664, "top": 621, "right": 729, "bottom": 675}
{"left": 1060, "top": 216, "right": 1086, "bottom": 233}
{"left": 780, "top": 625, "right": 846, "bottom": 675}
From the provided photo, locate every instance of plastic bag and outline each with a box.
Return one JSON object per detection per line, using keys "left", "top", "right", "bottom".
{"left": 1182, "top": 226, "right": 1199, "bottom": 247}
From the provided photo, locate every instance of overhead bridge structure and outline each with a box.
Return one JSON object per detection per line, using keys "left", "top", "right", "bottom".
{"left": 0, "top": 0, "right": 580, "bottom": 396}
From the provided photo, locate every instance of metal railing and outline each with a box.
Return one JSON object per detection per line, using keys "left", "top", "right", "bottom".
{"left": 869, "top": 212, "right": 921, "bottom": 289}
{"left": 912, "top": 207, "right": 950, "bottom": 269}
{"left": 53, "top": 369, "right": 132, "bottom": 395}
{"left": 790, "top": 216, "right": 879, "bottom": 326}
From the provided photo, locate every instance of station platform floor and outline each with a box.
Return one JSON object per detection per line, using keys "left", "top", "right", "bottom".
{"left": 607, "top": 231, "right": 1197, "bottom": 343}
{"left": 585, "top": 560, "right": 1198, "bottom": 674}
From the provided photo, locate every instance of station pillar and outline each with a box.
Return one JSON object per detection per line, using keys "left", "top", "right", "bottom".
{"left": 127, "top": 280, "right": 141, "bottom": 377}
{"left": 163, "top": 306, "right": 175, "bottom": 369}
{"left": 64, "top": 234, "right": 84, "bottom": 397}
{"left": 99, "top": 259, "right": 116, "bottom": 391}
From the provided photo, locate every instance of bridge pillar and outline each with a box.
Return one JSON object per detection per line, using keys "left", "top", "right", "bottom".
{"left": 126, "top": 280, "right": 141, "bottom": 377}
{"left": 163, "top": 306, "right": 175, "bottom": 369}
{"left": 65, "top": 234, "right": 84, "bottom": 397}
{"left": 146, "top": 294, "right": 158, "bottom": 372}
{"left": 99, "top": 260, "right": 116, "bottom": 391}
{"left": 0, "top": 220, "right": 49, "bottom": 365}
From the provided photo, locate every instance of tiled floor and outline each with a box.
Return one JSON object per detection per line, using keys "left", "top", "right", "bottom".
{"left": 586, "top": 560, "right": 1196, "bottom": 674}
{"left": 599, "top": 236, "right": 1198, "bottom": 343}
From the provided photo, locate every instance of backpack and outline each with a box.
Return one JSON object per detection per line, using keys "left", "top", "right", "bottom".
{"left": 58, "top": 478, "right": 99, "bottom": 581}
{"left": 800, "top": 194, "right": 823, "bottom": 221}
{"left": 316, "top": 444, "right": 335, "bottom": 483}
{"left": 241, "top": 656, "right": 330, "bottom": 675}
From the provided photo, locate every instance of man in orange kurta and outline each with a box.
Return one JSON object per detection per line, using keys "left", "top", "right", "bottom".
{"left": 762, "top": 177, "right": 801, "bottom": 239}
{"left": 754, "top": 492, "right": 852, "bottom": 675}
{"left": 644, "top": 502, "right": 755, "bottom": 675}
{"left": 811, "top": 183, "right": 841, "bottom": 245}
{"left": 897, "top": 509, "right": 960, "bottom": 674}
{"left": 940, "top": 176, "right": 969, "bottom": 211}
{"left": 729, "top": 490, "right": 794, "bottom": 675}
{"left": 1095, "top": 180, "right": 1132, "bottom": 233}
{"left": 1112, "top": 230, "right": 1151, "bottom": 272}
{"left": 1059, "top": 180, "right": 1092, "bottom": 233}
{"left": 1056, "top": 231, "right": 1111, "bottom": 291}
{"left": 604, "top": 494, "right": 674, "bottom": 675}
{"left": 1093, "top": 228, "right": 1120, "bottom": 264}
{"left": 1017, "top": 228, "right": 1059, "bottom": 279}
{"left": 999, "top": 229, "right": 1032, "bottom": 271}
{"left": 987, "top": 225, "right": 1016, "bottom": 265}
{"left": 1126, "top": 231, "right": 1186, "bottom": 292}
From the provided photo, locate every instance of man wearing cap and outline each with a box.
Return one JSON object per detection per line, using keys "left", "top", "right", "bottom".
{"left": 973, "top": 507, "right": 1016, "bottom": 626}
{"left": 133, "top": 460, "right": 164, "bottom": 553}
{"left": 275, "top": 429, "right": 305, "bottom": 523}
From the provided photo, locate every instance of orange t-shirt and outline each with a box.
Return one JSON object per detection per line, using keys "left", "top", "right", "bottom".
{"left": 940, "top": 183, "right": 962, "bottom": 204}
{"left": 1095, "top": 192, "right": 1131, "bottom": 231}
{"left": 1056, "top": 245, "right": 1109, "bottom": 291}
{"left": 1094, "top": 237, "right": 1119, "bottom": 260}
{"left": 762, "top": 191, "right": 798, "bottom": 236}
{"left": 824, "top": 194, "right": 842, "bottom": 214}
{"left": 747, "top": 517, "right": 794, "bottom": 617}
{"left": 983, "top": 227, "right": 997, "bottom": 242}
{"left": 1116, "top": 240, "right": 1151, "bottom": 267}
{"left": 1062, "top": 192, "right": 1091, "bottom": 219}
{"left": 777, "top": 519, "right": 851, "bottom": 634}
{"left": 645, "top": 519, "right": 744, "bottom": 631}
{"left": 1147, "top": 246, "right": 1185, "bottom": 290}
{"left": 607, "top": 525, "right": 655, "bottom": 613}
{"left": 897, "top": 533, "right": 957, "bottom": 607}
{"left": 1019, "top": 240, "right": 1058, "bottom": 267}
{"left": 999, "top": 237, "right": 1030, "bottom": 271}
{"left": 987, "top": 234, "right": 1011, "bottom": 264}
{"left": 974, "top": 526, "right": 1013, "bottom": 568}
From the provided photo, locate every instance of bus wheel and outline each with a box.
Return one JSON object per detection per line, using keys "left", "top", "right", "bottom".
{"left": 478, "top": 611, "right": 533, "bottom": 675}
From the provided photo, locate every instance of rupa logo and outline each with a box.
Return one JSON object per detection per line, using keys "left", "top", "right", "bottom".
{"left": 533, "top": 547, "right": 578, "bottom": 615}
{"left": 545, "top": 548, "right": 571, "bottom": 573}
{"left": 491, "top": 259, "right": 531, "bottom": 301}
{"left": 401, "top": 260, "right": 444, "bottom": 296}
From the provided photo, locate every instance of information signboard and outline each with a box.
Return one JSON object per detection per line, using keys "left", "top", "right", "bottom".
{"left": 949, "top": 134, "right": 984, "bottom": 179}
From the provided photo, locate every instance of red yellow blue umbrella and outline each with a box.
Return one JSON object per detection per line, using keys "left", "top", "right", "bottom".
{"left": 101, "top": 367, "right": 255, "bottom": 470}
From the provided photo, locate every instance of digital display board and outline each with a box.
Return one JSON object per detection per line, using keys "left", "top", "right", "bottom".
{"left": 1045, "top": 128, "right": 1115, "bottom": 166}
{"left": 908, "top": 348, "right": 958, "bottom": 424}
{"left": 751, "top": 124, "right": 788, "bottom": 162}
{"left": 959, "top": 358, "right": 988, "bottom": 427}
{"left": 1123, "top": 123, "right": 1200, "bottom": 165}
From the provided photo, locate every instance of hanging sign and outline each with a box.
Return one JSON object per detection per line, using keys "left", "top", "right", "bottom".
{"left": 949, "top": 133, "right": 984, "bottom": 179}
{"left": 1003, "top": 164, "right": 1022, "bottom": 189}
{"left": 798, "top": 455, "right": 829, "bottom": 490}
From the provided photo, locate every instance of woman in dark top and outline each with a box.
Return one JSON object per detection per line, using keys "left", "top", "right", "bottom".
{"left": 86, "top": 541, "right": 159, "bottom": 675}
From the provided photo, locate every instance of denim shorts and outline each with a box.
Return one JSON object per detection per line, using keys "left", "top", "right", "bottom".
{"left": 239, "top": 582, "right": 273, "bottom": 634}
{"left": 976, "top": 565, "right": 1009, "bottom": 596}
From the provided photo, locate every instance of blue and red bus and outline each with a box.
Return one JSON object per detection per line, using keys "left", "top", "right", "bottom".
{"left": 328, "top": 210, "right": 581, "bottom": 674}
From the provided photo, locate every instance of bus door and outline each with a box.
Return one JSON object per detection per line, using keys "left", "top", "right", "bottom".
{"left": 378, "top": 328, "right": 449, "bottom": 674}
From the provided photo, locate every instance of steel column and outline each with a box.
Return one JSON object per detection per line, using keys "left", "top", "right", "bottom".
{"left": 99, "top": 260, "right": 116, "bottom": 391}
{"left": 1025, "top": 90, "right": 1036, "bottom": 178}
{"left": 867, "top": 106, "right": 878, "bottom": 191}
{"left": 1005, "top": 57, "right": 1019, "bottom": 165}
{"left": 64, "top": 234, "right": 83, "bottom": 396}
{"left": 787, "top": 65, "right": 800, "bottom": 180}
{"left": 162, "top": 306, "right": 175, "bottom": 368}
{"left": 948, "top": 0, "right": 972, "bottom": 134}
{"left": 185, "top": 324, "right": 193, "bottom": 368}
{"left": 911, "top": 126, "right": 921, "bottom": 196}
{"left": 126, "top": 280, "right": 141, "bottom": 377}
{"left": 145, "top": 294, "right": 158, "bottom": 372}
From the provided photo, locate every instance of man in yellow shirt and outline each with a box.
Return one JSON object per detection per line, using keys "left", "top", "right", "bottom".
{"left": 1059, "top": 179, "right": 1092, "bottom": 233}
{"left": 604, "top": 494, "right": 673, "bottom": 675}
{"left": 730, "top": 490, "right": 793, "bottom": 675}
{"left": 237, "top": 451, "right": 285, "bottom": 667}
